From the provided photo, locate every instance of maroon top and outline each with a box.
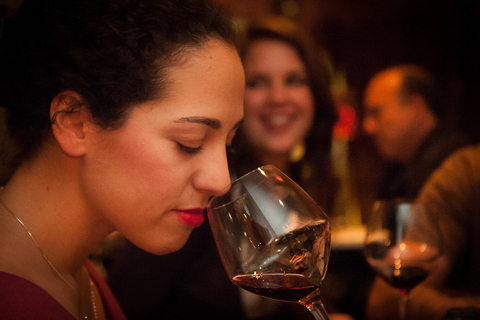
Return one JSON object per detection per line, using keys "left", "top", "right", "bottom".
{"left": 0, "top": 260, "right": 126, "bottom": 319}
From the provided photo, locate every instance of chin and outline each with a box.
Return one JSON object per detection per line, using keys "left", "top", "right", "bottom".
{"left": 267, "top": 146, "right": 294, "bottom": 156}
{"left": 134, "top": 231, "right": 192, "bottom": 256}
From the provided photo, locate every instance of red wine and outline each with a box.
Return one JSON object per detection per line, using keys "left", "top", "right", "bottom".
{"left": 232, "top": 273, "right": 317, "bottom": 301}
{"left": 375, "top": 265, "right": 429, "bottom": 293}
{"left": 365, "top": 242, "right": 440, "bottom": 293}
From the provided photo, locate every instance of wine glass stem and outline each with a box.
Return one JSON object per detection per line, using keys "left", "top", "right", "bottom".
{"left": 306, "top": 299, "right": 331, "bottom": 320}
{"left": 399, "top": 293, "right": 409, "bottom": 320}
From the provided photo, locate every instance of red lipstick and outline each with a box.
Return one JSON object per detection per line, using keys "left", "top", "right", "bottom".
{"left": 176, "top": 208, "right": 205, "bottom": 227}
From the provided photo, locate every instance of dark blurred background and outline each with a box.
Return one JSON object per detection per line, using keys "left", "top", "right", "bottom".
{"left": 216, "top": 0, "right": 480, "bottom": 135}
{"left": 215, "top": 0, "right": 480, "bottom": 218}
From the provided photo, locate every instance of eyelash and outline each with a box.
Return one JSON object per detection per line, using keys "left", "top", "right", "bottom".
{"left": 177, "top": 142, "right": 202, "bottom": 155}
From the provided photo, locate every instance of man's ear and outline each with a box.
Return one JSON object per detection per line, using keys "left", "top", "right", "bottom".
{"left": 50, "top": 90, "right": 93, "bottom": 157}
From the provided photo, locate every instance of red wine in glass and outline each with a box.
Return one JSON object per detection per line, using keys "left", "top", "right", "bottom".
{"left": 364, "top": 241, "right": 436, "bottom": 294}
{"left": 208, "top": 166, "right": 332, "bottom": 320}
{"left": 364, "top": 199, "right": 443, "bottom": 320}
{"left": 232, "top": 273, "right": 317, "bottom": 301}
{"left": 375, "top": 265, "right": 429, "bottom": 295}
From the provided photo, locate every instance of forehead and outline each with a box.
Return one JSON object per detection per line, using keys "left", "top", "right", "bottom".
{"left": 365, "top": 71, "right": 403, "bottom": 108}
{"left": 166, "top": 39, "right": 243, "bottom": 96}
{"left": 243, "top": 39, "right": 304, "bottom": 70}
{"left": 129, "top": 39, "right": 244, "bottom": 124}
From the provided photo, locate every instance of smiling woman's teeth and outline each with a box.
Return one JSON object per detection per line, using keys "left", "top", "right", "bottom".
{"left": 266, "top": 115, "right": 289, "bottom": 126}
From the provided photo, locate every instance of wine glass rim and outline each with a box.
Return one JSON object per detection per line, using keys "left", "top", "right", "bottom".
{"left": 208, "top": 165, "right": 280, "bottom": 210}
{"left": 371, "top": 198, "right": 425, "bottom": 215}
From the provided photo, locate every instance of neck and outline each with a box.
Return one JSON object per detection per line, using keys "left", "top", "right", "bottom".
{"left": 0, "top": 182, "right": 104, "bottom": 319}
{"left": 0, "top": 197, "right": 97, "bottom": 319}
{"left": 0, "top": 143, "right": 108, "bottom": 319}
{"left": 0, "top": 146, "right": 113, "bottom": 274}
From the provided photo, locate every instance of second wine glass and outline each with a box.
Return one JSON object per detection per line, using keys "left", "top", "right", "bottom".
{"left": 364, "top": 198, "right": 443, "bottom": 320}
{"left": 208, "top": 165, "right": 332, "bottom": 320}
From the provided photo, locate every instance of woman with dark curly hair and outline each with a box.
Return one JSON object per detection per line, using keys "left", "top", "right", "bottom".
{"left": 0, "top": 0, "right": 244, "bottom": 318}
{"left": 103, "top": 15, "right": 343, "bottom": 320}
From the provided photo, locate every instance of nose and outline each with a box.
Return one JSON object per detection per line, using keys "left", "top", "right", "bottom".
{"left": 268, "top": 83, "right": 287, "bottom": 104}
{"left": 194, "top": 147, "right": 232, "bottom": 197}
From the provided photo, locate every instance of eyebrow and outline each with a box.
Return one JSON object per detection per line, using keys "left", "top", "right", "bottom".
{"left": 174, "top": 117, "right": 244, "bottom": 131}
{"left": 174, "top": 116, "right": 221, "bottom": 129}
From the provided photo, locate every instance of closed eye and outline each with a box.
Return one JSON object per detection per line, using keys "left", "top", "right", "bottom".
{"left": 177, "top": 142, "right": 202, "bottom": 155}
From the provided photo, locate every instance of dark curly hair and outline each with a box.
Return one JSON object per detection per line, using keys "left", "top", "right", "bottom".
{"left": 0, "top": 0, "right": 235, "bottom": 163}
{"left": 230, "top": 16, "right": 338, "bottom": 213}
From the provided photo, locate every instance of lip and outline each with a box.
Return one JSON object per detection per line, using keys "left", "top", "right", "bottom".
{"left": 261, "top": 114, "right": 294, "bottom": 134}
{"left": 175, "top": 208, "right": 205, "bottom": 227}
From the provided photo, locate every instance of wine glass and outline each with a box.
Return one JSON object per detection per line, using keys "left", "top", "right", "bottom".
{"left": 207, "top": 165, "right": 332, "bottom": 320}
{"left": 364, "top": 198, "right": 443, "bottom": 320}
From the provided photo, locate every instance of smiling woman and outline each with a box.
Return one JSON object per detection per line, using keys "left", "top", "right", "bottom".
{"left": 0, "top": 0, "right": 243, "bottom": 319}
{"left": 232, "top": 16, "right": 338, "bottom": 213}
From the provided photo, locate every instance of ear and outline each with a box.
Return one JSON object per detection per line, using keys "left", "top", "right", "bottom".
{"left": 50, "top": 90, "right": 93, "bottom": 157}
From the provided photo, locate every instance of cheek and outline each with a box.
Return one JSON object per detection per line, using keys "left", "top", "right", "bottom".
{"left": 297, "top": 93, "right": 315, "bottom": 133}
{"left": 83, "top": 136, "right": 194, "bottom": 249}
{"left": 244, "top": 90, "right": 265, "bottom": 112}
{"left": 84, "top": 132, "right": 178, "bottom": 216}
{"left": 243, "top": 96, "right": 264, "bottom": 130}
{"left": 242, "top": 120, "right": 262, "bottom": 146}
{"left": 383, "top": 113, "right": 406, "bottom": 135}
{"left": 375, "top": 114, "right": 394, "bottom": 135}
{"left": 106, "top": 135, "right": 165, "bottom": 182}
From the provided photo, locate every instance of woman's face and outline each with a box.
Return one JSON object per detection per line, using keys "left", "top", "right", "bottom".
{"left": 242, "top": 39, "right": 315, "bottom": 156}
{"left": 83, "top": 39, "right": 244, "bottom": 254}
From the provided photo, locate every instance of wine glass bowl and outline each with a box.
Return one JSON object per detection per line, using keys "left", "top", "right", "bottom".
{"left": 208, "top": 165, "right": 331, "bottom": 319}
{"left": 364, "top": 199, "right": 443, "bottom": 319}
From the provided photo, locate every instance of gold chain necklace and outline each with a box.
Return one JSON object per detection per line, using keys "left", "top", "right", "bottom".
{"left": 88, "top": 278, "right": 98, "bottom": 320}
{"left": 0, "top": 191, "right": 97, "bottom": 320}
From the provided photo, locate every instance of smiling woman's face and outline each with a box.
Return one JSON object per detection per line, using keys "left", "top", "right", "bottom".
{"left": 242, "top": 39, "right": 315, "bottom": 157}
{"left": 82, "top": 39, "right": 245, "bottom": 254}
